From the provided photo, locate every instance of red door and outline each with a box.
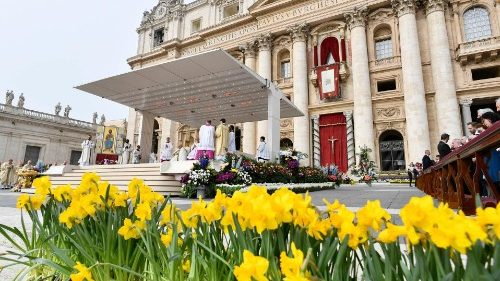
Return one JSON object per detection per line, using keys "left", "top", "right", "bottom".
{"left": 319, "top": 113, "right": 348, "bottom": 171}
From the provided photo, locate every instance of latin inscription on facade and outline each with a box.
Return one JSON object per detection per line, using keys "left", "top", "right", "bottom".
{"left": 181, "top": 0, "right": 352, "bottom": 56}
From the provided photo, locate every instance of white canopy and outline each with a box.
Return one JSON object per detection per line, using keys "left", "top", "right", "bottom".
{"left": 76, "top": 49, "right": 303, "bottom": 127}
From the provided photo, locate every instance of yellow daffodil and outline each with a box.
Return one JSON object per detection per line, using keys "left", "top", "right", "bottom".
{"left": 377, "top": 223, "right": 407, "bottom": 243}
{"left": 113, "top": 192, "right": 129, "bottom": 208}
{"left": 33, "top": 176, "right": 52, "bottom": 197}
{"left": 16, "top": 194, "right": 30, "bottom": 209}
{"left": 356, "top": 200, "right": 391, "bottom": 231}
{"left": 135, "top": 202, "right": 152, "bottom": 221}
{"left": 280, "top": 243, "right": 308, "bottom": 280}
{"left": 70, "top": 262, "right": 94, "bottom": 281}
{"left": 182, "top": 259, "right": 191, "bottom": 273}
{"left": 53, "top": 185, "right": 72, "bottom": 202}
{"left": 161, "top": 228, "right": 174, "bottom": 247}
{"left": 476, "top": 206, "right": 500, "bottom": 239}
{"left": 29, "top": 194, "right": 45, "bottom": 210}
{"left": 118, "top": 218, "right": 146, "bottom": 240}
{"left": 234, "top": 250, "right": 269, "bottom": 281}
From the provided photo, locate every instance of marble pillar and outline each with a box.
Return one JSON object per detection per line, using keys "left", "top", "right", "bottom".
{"left": 137, "top": 111, "right": 155, "bottom": 163}
{"left": 459, "top": 97, "right": 473, "bottom": 136}
{"left": 392, "top": 0, "right": 431, "bottom": 162}
{"left": 344, "top": 111, "right": 355, "bottom": 169}
{"left": 311, "top": 115, "right": 321, "bottom": 168}
{"left": 344, "top": 8, "right": 376, "bottom": 161}
{"left": 424, "top": 0, "right": 462, "bottom": 139}
{"left": 241, "top": 42, "right": 257, "bottom": 155}
{"left": 289, "top": 23, "right": 311, "bottom": 165}
{"left": 126, "top": 108, "right": 137, "bottom": 145}
{"left": 256, "top": 33, "right": 273, "bottom": 144}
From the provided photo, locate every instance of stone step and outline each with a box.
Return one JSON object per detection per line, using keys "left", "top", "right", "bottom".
{"left": 76, "top": 163, "right": 162, "bottom": 170}
{"left": 48, "top": 179, "right": 180, "bottom": 187}
{"left": 49, "top": 175, "right": 176, "bottom": 181}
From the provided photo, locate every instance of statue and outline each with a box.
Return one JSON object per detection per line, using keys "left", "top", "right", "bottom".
{"left": 63, "top": 105, "right": 71, "bottom": 117}
{"left": 5, "top": 90, "right": 14, "bottom": 106}
{"left": 55, "top": 102, "right": 62, "bottom": 116}
{"left": 100, "top": 114, "right": 106, "bottom": 125}
{"left": 17, "top": 93, "right": 25, "bottom": 109}
{"left": 92, "top": 112, "right": 98, "bottom": 124}
{"left": 141, "top": 11, "right": 151, "bottom": 24}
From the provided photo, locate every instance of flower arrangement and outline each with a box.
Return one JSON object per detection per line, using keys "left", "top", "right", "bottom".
{"left": 181, "top": 169, "right": 213, "bottom": 198}
{"left": 2, "top": 174, "right": 499, "bottom": 281}
{"left": 321, "top": 164, "right": 344, "bottom": 186}
{"left": 351, "top": 145, "right": 378, "bottom": 186}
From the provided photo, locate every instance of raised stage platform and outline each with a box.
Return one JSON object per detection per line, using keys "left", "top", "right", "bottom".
{"left": 42, "top": 161, "right": 197, "bottom": 196}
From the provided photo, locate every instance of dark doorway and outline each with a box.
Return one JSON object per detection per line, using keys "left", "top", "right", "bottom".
{"left": 24, "top": 145, "right": 41, "bottom": 164}
{"left": 152, "top": 120, "right": 160, "bottom": 154}
{"left": 470, "top": 98, "right": 496, "bottom": 122}
{"left": 379, "top": 130, "right": 405, "bottom": 171}
{"left": 70, "top": 150, "right": 82, "bottom": 165}
{"left": 280, "top": 138, "right": 293, "bottom": 149}
{"left": 235, "top": 126, "right": 241, "bottom": 151}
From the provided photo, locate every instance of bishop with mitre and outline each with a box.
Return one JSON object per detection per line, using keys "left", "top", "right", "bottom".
{"left": 215, "top": 118, "right": 229, "bottom": 158}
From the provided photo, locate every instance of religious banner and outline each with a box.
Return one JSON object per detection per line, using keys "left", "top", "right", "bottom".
{"left": 319, "top": 113, "right": 347, "bottom": 171}
{"left": 317, "top": 64, "right": 340, "bottom": 100}
{"left": 102, "top": 127, "right": 118, "bottom": 154}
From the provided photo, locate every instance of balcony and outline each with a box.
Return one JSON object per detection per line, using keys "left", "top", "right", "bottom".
{"left": 369, "top": 56, "right": 401, "bottom": 72}
{"left": 273, "top": 77, "right": 293, "bottom": 87}
{"left": 456, "top": 36, "right": 500, "bottom": 65}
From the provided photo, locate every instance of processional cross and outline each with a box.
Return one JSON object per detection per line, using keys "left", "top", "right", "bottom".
{"left": 328, "top": 136, "right": 338, "bottom": 165}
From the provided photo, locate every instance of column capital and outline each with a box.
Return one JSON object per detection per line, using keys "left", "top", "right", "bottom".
{"left": 344, "top": 7, "right": 368, "bottom": 30}
{"left": 424, "top": 0, "right": 447, "bottom": 15}
{"left": 311, "top": 114, "right": 319, "bottom": 121}
{"left": 459, "top": 97, "right": 473, "bottom": 106}
{"left": 256, "top": 33, "right": 273, "bottom": 51}
{"left": 343, "top": 110, "right": 353, "bottom": 118}
{"left": 391, "top": 0, "right": 418, "bottom": 17}
{"left": 287, "top": 23, "right": 309, "bottom": 43}
{"left": 239, "top": 41, "right": 257, "bottom": 58}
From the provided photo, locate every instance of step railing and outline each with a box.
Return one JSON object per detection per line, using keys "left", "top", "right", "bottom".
{"left": 416, "top": 122, "right": 500, "bottom": 215}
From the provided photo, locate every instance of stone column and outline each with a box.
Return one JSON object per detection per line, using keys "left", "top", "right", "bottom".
{"left": 256, "top": 33, "right": 273, "bottom": 144}
{"left": 126, "top": 108, "right": 138, "bottom": 144}
{"left": 137, "top": 111, "right": 155, "bottom": 163}
{"left": 289, "top": 23, "right": 311, "bottom": 165}
{"left": 392, "top": 0, "right": 431, "bottom": 162}
{"left": 344, "top": 110, "right": 355, "bottom": 169}
{"left": 424, "top": 0, "right": 462, "bottom": 139}
{"left": 459, "top": 97, "right": 473, "bottom": 136}
{"left": 344, "top": 7, "right": 376, "bottom": 160}
{"left": 311, "top": 115, "right": 321, "bottom": 168}
{"left": 241, "top": 42, "right": 257, "bottom": 155}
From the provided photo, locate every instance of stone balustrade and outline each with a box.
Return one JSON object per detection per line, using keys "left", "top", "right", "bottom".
{"left": 456, "top": 36, "right": 500, "bottom": 65}
{"left": 273, "top": 77, "right": 293, "bottom": 87}
{"left": 369, "top": 56, "right": 402, "bottom": 71}
{"left": 0, "top": 103, "right": 94, "bottom": 129}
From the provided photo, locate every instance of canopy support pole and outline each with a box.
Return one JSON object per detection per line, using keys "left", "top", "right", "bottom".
{"left": 267, "top": 88, "right": 281, "bottom": 162}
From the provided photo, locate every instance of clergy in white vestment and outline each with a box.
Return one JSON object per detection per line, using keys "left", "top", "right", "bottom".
{"left": 187, "top": 139, "right": 199, "bottom": 160}
{"left": 228, "top": 125, "right": 236, "bottom": 153}
{"left": 256, "top": 136, "right": 270, "bottom": 162}
{"left": 160, "top": 137, "right": 173, "bottom": 162}
{"left": 120, "top": 139, "right": 133, "bottom": 164}
{"left": 132, "top": 145, "right": 142, "bottom": 164}
{"left": 178, "top": 145, "right": 189, "bottom": 161}
{"left": 196, "top": 120, "right": 215, "bottom": 159}
{"left": 0, "top": 159, "right": 16, "bottom": 189}
{"left": 78, "top": 135, "right": 95, "bottom": 166}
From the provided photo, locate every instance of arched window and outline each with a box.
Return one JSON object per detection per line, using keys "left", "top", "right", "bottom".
{"left": 280, "top": 138, "right": 293, "bottom": 149}
{"left": 463, "top": 6, "right": 492, "bottom": 42}
{"left": 374, "top": 26, "right": 392, "bottom": 60}
{"left": 278, "top": 50, "right": 291, "bottom": 79}
{"left": 379, "top": 130, "right": 405, "bottom": 171}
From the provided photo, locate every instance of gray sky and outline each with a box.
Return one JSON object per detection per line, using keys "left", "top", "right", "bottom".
{"left": 0, "top": 0, "right": 158, "bottom": 122}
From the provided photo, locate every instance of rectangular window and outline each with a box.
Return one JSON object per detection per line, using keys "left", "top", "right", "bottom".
{"left": 191, "top": 18, "right": 201, "bottom": 34}
{"left": 471, "top": 66, "right": 500, "bottom": 80}
{"left": 375, "top": 39, "right": 393, "bottom": 60}
{"left": 153, "top": 29, "right": 164, "bottom": 47}
{"left": 223, "top": 3, "right": 239, "bottom": 18}
{"left": 70, "top": 150, "right": 82, "bottom": 165}
{"left": 24, "top": 145, "right": 41, "bottom": 164}
{"left": 280, "top": 60, "right": 291, "bottom": 78}
{"left": 377, "top": 79, "right": 397, "bottom": 92}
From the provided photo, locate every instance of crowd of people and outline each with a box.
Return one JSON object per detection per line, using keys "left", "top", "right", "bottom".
{"left": 412, "top": 97, "right": 500, "bottom": 190}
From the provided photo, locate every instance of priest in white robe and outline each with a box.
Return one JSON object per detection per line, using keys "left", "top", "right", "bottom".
{"left": 78, "top": 135, "right": 95, "bottom": 166}
{"left": 187, "top": 138, "right": 199, "bottom": 160}
{"left": 228, "top": 125, "right": 236, "bottom": 153}
{"left": 215, "top": 118, "right": 229, "bottom": 158}
{"left": 132, "top": 145, "right": 141, "bottom": 164}
{"left": 196, "top": 120, "right": 215, "bottom": 159}
{"left": 0, "top": 159, "right": 16, "bottom": 189}
{"left": 256, "top": 136, "right": 270, "bottom": 162}
{"left": 120, "top": 139, "right": 133, "bottom": 164}
{"left": 160, "top": 137, "right": 173, "bottom": 162}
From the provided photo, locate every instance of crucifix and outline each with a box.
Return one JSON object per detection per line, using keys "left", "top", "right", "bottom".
{"left": 328, "top": 136, "right": 338, "bottom": 165}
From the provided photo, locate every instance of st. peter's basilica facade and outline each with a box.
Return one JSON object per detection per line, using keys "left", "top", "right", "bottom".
{"left": 126, "top": 0, "right": 500, "bottom": 172}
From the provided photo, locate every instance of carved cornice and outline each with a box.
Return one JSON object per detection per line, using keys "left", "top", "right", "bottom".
{"left": 424, "top": 0, "right": 447, "bottom": 15}
{"left": 344, "top": 7, "right": 368, "bottom": 30}
{"left": 459, "top": 97, "right": 473, "bottom": 106}
{"left": 287, "top": 23, "right": 309, "bottom": 43}
{"left": 239, "top": 41, "right": 257, "bottom": 58}
{"left": 256, "top": 33, "right": 273, "bottom": 51}
{"left": 391, "top": 0, "right": 418, "bottom": 17}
